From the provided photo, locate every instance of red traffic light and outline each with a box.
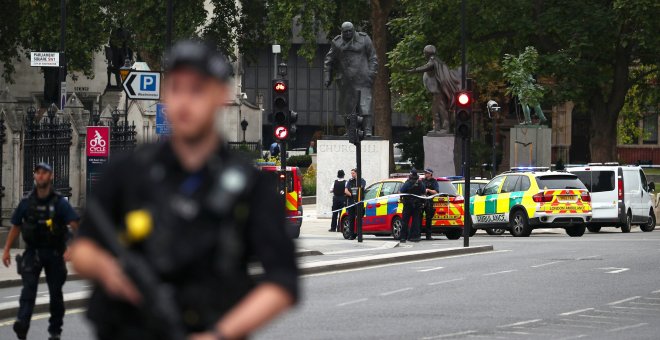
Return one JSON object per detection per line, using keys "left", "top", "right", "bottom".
{"left": 456, "top": 91, "right": 472, "bottom": 107}
{"left": 274, "top": 81, "right": 287, "bottom": 93}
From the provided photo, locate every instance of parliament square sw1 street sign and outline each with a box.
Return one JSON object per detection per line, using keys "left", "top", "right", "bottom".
{"left": 123, "top": 71, "right": 161, "bottom": 100}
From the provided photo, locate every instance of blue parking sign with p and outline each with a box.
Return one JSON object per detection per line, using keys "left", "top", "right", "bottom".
{"left": 141, "top": 75, "right": 157, "bottom": 91}
{"left": 156, "top": 103, "right": 170, "bottom": 135}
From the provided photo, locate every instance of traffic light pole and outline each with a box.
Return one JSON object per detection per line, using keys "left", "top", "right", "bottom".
{"left": 356, "top": 138, "right": 363, "bottom": 243}
{"left": 462, "top": 136, "right": 471, "bottom": 247}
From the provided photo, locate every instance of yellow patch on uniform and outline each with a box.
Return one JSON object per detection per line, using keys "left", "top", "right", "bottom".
{"left": 125, "top": 209, "right": 153, "bottom": 242}
{"left": 496, "top": 193, "right": 511, "bottom": 213}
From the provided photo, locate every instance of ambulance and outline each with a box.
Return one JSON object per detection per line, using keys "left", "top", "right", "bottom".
{"left": 258, "top": 165, "right": 303, "bottom": 238}
{"left": 470, "top": 168, "right": 593, "bottom": 237}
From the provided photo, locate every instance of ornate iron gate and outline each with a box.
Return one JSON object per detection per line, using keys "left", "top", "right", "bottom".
{"left": 23, "top": 106, "right": 72, "bottom": 196}
{"left": 109, "top": 109, "right": 137, "bottom": 154}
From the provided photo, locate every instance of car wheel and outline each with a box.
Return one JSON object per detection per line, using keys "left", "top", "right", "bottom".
{"left": 587, "top": 226, "right": 601, "bottom": 233}
{"left": 640, "top": 210, "right": 656, "bottom": 232}
{"left": 486, "top": 228, "right": 506, "bottom": 236}
{"left": 566, "top": 224, "right": 586, "bottom": 237}
{"left": 445, "top": 229, "right": 462, "bottom": 240}
{"left": 509, "top": 210, "right": 531, "bottom": 237}
{"left": 391, "top": 216, "right": 403, "bottom": 240}
{"left": 621, "top": 212, "right": 632, "bottom": 233}
{"left": 341, "top": 217, "right": 354, "bottom": 240}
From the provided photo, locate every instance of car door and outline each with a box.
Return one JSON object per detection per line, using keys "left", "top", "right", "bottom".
{"left": 361, "top": 182, "right": 382, "bottom": 230}
{"left": 472, "top": 176, "right": 505, "bottom": 225}
{"left": 368, "top": 181, "right": 399, "bottom": 231}
{"left": 500, "top": 175, "right": 522, "bottom": 222}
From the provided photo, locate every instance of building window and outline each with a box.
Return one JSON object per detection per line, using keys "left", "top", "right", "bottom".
{"left": 642, "top": 112, "right": 658, "bottom": 144}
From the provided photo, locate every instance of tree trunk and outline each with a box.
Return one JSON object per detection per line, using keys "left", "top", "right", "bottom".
{"left": 588, "top": 98, "right": 617, "bottom": 162}
{"left": 370, "top": 0, "right": 394, "bottom": 172}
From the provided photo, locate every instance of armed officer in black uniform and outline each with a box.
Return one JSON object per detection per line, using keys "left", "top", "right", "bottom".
{"left": 329, "top": 170, "right": 347, "bottom": 232}
{"left": 3, "top": 162, "right": 80, "bottom": 340}
{"left": 70, "top": 40, "right": 298, "bottom": 340}
{"left": 421, "top": 168, "right": 440, "bottom": 240}
{"left": 399, "top": 169, "right": 425, "bottom": 243}
{"left": 344, "top": 168, "right": 366, "bottom": 239}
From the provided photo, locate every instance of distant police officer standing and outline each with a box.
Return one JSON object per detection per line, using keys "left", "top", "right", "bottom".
{"left": 421, "top": 169, "right": 440, "bottom": 240}
{"left": 399, "top": 170, "right": 425, "bottom": 243}
{"left": 329, "top": 170, "right": 347, "bottom": 232}
{"left": 344, "top": 168, "right": 366, "bottom": 239}
{"left": 70, "top": 40, "right": 298, "bottom": 340}
{"left": 2, "top": 163, "right": 80, "bottom": 340}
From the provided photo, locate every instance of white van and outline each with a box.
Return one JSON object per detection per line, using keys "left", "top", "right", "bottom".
{"left": 568, "top": 165, "right": 656, "bottom": 233}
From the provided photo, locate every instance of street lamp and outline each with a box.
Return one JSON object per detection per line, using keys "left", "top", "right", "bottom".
{"left": 241, "top": 118, "right": 249, "bottom": 143}
{"left": 487, "top": 100, "right": 501, "bottom": 178}
{"left": 119, "top": 58, "right": 133, "bottom": 125}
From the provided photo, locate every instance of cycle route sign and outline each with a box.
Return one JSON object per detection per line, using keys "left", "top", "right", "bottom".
{"left": 86, "top": 126, "right": 110, "bottom": 195}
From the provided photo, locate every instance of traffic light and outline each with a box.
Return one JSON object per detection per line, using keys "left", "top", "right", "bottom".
{"left": 276, "top": 170, "right": 287, "bottom": 195}
{"left": 347, "top": 114, "right": 365, "bottom": 145}
{"left": 272, "top": 79, "right": 290, "bottom": 141}
{"left": 289, "top": 111, "right": 298, "bottom": 141}
{"left": 455, "top": 90, "right": 472, "bottom": 139}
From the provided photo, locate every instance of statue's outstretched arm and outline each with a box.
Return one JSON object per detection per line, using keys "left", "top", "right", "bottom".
{"left": 407, "top": 61, "right": 434, "bottom": 74}
{"left": 323, "top": 44, "right": 337, "bottom": 87}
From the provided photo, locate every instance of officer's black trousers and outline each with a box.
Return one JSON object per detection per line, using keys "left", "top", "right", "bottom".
{"left": 330, "top": 196, "right": 345, "bottom": 232}
{"left": 18, "top": 247, "right": 67, "bottom": 335}
{"left": 424, "top": 203, "right": 435, "bottom": 237}
{"left": 401, "top": 204, "right": 422, "bottom": 240}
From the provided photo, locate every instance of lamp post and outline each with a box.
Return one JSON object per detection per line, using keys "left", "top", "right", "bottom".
{"left": 241, "top": 118, "right": 248, "bottom": 143}
{"left": 487, "top": 100, "right": 501, "bottom": 178}
{"left": 119, "top": 59, "right": 133, "bottom": 125}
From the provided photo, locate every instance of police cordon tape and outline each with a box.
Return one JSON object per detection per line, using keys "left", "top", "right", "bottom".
{"left": 288, "top": 193, "right": 459, "bottom": 219}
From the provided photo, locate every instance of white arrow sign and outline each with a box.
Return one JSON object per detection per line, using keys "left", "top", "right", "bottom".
{"left": 598, "top": 267, "right": 629, "bottom": 274}
{"left": 123, "top": 71, "right": 161, "bottom": 100}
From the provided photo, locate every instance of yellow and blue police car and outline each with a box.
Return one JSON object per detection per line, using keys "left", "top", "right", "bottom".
{"left": 470, "top": 168, "right": 593, "bottom": 237}
{"left": 340, "top": 177, "right": 465, "bottom": 240}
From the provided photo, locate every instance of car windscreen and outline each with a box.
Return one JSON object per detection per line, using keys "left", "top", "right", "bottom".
{"left": 571, "top": 170, "right": 615, "bottom": 193}
{"left": 438, "top": 181, "right": 459, "bottom": 195}
{"left": 536, "top": 175, "right": 586, "bottom": 190}
{"left": 264, "top": 170, "right": 294, "bottom": 193}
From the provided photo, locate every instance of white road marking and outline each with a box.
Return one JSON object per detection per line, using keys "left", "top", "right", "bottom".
{"left": 3, "top": 294, "right": 20, "bottom": 299}
{"left": 597, "top": 267, "right": 629, "bottom": 274}
{"left": 559, "top": 318, "right": 617, "bottom": 325}
{"left": 380, "top": 287, "right": 413, "bottom": 296}
{"left": 497, "top": 319, "right": 542, "bottom": 328}
{"left": 631, "top": 301, "right": 660, "bottom": 306}
{"left": 612, "top": 305, "right": 660, "bottom": 311}
{"left": 576, "top": 255, "right": 600, "bottom": 260}
{"left": 578, "top": 314, "right": 636, "bottom": 321}
{"left": 0, "top": 308, "right": 86, "bottom": 327}
{"left": 531, "top": 261, "right": 564, "bottom": 268}
{"left": 593, "top": 309, "right": 655, "bottom": 317}
{"left": 607, "top": 296, "right": 640, "bottom": 305}
{"left": 428, "top": 278, "right": 465, "bottom": 286}
{"left": 418, "top": 266, "right": 445, "bottom": 272}
{"left": 560, "top": 308, "right": 593, "bottom": 316}
{"left": 483, "top": 270, "right": 517, "bottom": 276}
{"left": 421, "top": 330, "right": 477, "bottom": 339}
{"left": 557, "top": 335, "right": 588, "bottom": 340}
{"left": 607, "top": 323, "right": 648, "bottom": 332}
{"left": 652, "top": 289, "right": 660, "bottom": 294}
{"left": 336, "top": 298, "right": 367, "bottom": 307}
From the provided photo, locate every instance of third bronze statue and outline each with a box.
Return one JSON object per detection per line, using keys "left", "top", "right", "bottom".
{"left": 324, "top": 22, "right": 378, "bottom": 136}
{"left": 407, "top": 45, "right": 461, "bottom": 135}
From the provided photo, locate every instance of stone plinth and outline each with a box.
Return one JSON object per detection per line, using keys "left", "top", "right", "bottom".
{"left": 509, "top": 125, "right": 552, "bottom": 168}
{"left": 424, "top": 135, "right": 457, "bottom": 176}
{"left": 316, "top": 139, "right": 390, "bottom": 219}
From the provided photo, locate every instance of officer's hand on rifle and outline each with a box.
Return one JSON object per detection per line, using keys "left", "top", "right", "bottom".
{"left": 97, "top": 255, "right": 142, "bottom": 306}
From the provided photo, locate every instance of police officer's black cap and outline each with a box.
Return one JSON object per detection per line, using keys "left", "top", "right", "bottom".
{"left": 34, "top": 162, "right": 53, "bottom": 172}
{"left": 165, "top": 40, "right": 232, "bottom": 83}
{"left": 424, "top": 168, "right": 434, "bottom": 174}
{"left": 410, "top": 169, "right": 418, "bottom": 175}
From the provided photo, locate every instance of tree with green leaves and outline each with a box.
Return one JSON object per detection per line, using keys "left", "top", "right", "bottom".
{"left": 390, "top": 0, "right": 660, "bottom": 162}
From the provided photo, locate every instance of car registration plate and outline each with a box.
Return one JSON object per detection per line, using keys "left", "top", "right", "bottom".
{"left": 557, "top": 195, "right": 576, "bottom": 201}
{"left": 433, "top": 203, "right": 448, "bottom": 208}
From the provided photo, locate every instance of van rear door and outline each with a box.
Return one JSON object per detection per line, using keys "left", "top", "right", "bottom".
{"left": 572, "top": 170, "right": 617, "bottom": 220}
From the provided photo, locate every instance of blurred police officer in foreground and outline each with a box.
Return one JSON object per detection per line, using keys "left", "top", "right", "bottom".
{"left": 421, "top": 168, "right": 440, "bottom": 240}
{"left": 70, "top": 40, "right": 298, "bottom": 340}
{"left": 399, "top": 169, "right": 425, "bottom": 243}
{"left": 329, "top": 170, "right": 346, "bottom": 232}
{"left": 344, "top": 168, "right": 366, "bottom": 239}
{"left": 2, "top": 163, "right": 80, "bottom": 340}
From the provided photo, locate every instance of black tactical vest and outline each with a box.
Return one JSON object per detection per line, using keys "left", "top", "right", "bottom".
{"left": 22, "top": 192, "right": 66, "bottom": 249}
{"left": 333, "top": 180, "right": 346, "bottom": 196}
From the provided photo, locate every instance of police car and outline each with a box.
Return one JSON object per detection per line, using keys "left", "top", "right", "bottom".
{"left": 470, "top": 168, "right": 593, "bottom": 237}
{"left": 340, "top": 177, "right": 465, "bottom": 240}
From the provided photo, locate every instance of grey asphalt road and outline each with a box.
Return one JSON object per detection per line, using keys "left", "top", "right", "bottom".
{"left": 1, "top": 228, "right": 659, "bottom": 339}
